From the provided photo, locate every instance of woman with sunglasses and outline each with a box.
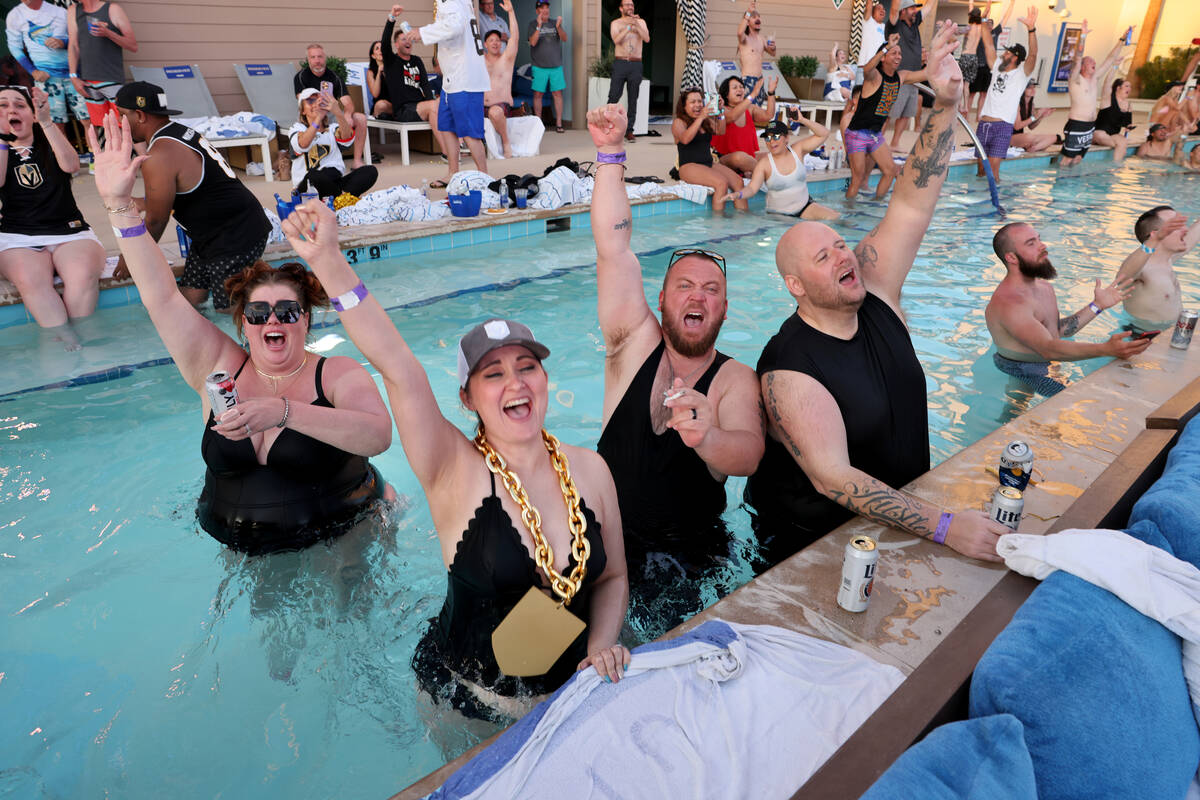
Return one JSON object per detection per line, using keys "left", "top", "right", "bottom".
{"left": 712, "top": 74, "right": 776, "bottom": 176}
{"left": 289, "top": 88, "right": 378, "bottom": 200}
{"left": 274, "top": 197, "right": 630, "bottom": 719}
{"left": 0, "top": 85, "right": 104, "bottom": 346}
{"left": 722, "top": 117, "right": 838, "bottom": 221}
{"left": 89, "top": 114, "right": 393, "bottom": 554}
{"left": 673, "top": 87, "right": 747, "bottom": 213}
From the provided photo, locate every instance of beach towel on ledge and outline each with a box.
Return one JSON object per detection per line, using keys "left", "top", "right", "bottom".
{"left": 174, "top": 113, "right": 275, "bottom": 141}
{"left": 423, "top": 619, "right": 904, "bottom": 800}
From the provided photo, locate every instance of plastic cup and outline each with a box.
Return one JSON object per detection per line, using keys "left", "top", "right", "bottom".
{"left": 514, "top": 187, "right": 528, "bottom": 208}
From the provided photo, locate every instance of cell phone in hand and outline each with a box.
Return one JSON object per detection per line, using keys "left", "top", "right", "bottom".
{"left": 1133, "top": 330, "right": 1161, "bottom": 341}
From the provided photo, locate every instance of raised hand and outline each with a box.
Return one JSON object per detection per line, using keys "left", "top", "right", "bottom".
{"left": 86, "top": 112, "right": 148, "bottom": 207}
{"left": 280, "top": 199, "right": 341, "bottom": 267}
{"left": 391, "top": 4, "right": 403, "bottom": 18}
{"left": 663, "top": 378, "right": 715, "bottom": 449}
{"left": 926, "top": 19, "right": 964, "bottom": 107}
{"left": 500, "top": 0, "right": 513, "bottom": 12}
{"left": 768, "top": 75, "right": 778, "bottom": 93}
{"left": 1017, "top": 5, "right": 1037, "bottom": 30}
{"left": 1079, "top": 19, "right": 1089, "bottom": 38}
{"left": 31, "top": 87, "right": 52, "bottom": 126}
{"left": 1093, "top": 276, "right": 1134, "bottom": 310}
{"left": 1146, "top": 213, "right": 1187, "bottom": 248}
{"left": 587, "top": 103, "right": 627, "bottom": 148}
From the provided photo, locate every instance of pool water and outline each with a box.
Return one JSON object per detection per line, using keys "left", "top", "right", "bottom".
{"left": 3, "top": 159, "right": 1199, "bottom": 799}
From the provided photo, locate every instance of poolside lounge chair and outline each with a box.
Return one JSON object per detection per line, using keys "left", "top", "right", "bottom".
{"left": 130, "top": 64, "right": 274, "bottom": 182}
{"left": 343, "top": 61, "right": 433, "bottom": 167}
{"left": 232, "top": 62, "right": 306, "bottom": 132}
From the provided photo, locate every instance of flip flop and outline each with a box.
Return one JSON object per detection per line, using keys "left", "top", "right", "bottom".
{"left": 556, "top": 126, "right": 564, "bottom": 133}
{"left": 428, "top": 179, "right": 448, "bottom": 189}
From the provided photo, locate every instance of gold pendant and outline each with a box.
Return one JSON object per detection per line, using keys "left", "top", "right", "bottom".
{"left": 492, "top": 586, "right": 586, "bottom": 677}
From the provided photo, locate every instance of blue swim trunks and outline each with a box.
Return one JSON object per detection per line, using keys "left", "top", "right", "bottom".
{"left": 993, "top": 352, "right": 1066, "bottom": 396}
{"left": 438, "top": 91, "right": 485, "bottom": 140}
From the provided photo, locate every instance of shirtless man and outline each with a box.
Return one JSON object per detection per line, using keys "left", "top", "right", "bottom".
{"left": 483, "top": 0, "right": 519, "bottom": 157}
{"left": 736, "top": 0, "right": 776, "bottom": 106}
{"left": 1149, "top": 50, "right": 1200, "bottom": 131}
{"left": 608, "top": 0, "right": 648, "bottom": 142}
{"left": 985, "top": 222, "right": 1148, "bottom": 396}
{"left": 1117, "top": 207, "right": 1200, "bottom": 332}
{"left": 1136, "top": 122, "right": 1186, "bottom": 160}
{"left": 1059, "top": 21, "right": 1128, "bottom": 167}
{"left": 588, "top": 102, "right": 765, "bottom": 635}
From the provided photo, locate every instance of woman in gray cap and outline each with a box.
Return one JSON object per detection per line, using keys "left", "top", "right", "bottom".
{"left": 277, "top": 198, "right": 631, "bottom": 721}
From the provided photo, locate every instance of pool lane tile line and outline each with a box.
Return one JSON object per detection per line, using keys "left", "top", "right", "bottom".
{"left": 0, "top": 225, "right": 774, "bottom": 401}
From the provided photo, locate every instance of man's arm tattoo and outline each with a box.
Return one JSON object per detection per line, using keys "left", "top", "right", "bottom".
{"left": 613, "top": 218, "right": 631, "bottom": 230}
{"left": 827, "top": 479, "right": 935, "bottom": 537}
{"left": 764, "top": 373, "right": 802, "bottom": 460}
{"left": 903, "top": 108, "right": 953, "bottom": 188}
{"left": 1058, "top": 311, "right": 1083, "bottom": 337}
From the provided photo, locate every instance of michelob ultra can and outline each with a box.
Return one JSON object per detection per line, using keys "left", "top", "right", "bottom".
{"left": 1170, "top": 309, "right": 1197, "bottom": 350}
{"left": 991, "top": 486, "right": 1024, "bottom": 530}
{"left": 204, "top": 371, "right": 239, "bottom": 417}
{"left": 837, "top": 535, "right": 878, "bottom": 613}
{"left": 998, "top": 440, "right": 1034, "bottom": 491}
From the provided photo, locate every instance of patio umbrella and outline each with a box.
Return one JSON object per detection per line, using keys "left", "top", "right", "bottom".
{"left": 676, "top": 0, "right": 707, "bottom": 90}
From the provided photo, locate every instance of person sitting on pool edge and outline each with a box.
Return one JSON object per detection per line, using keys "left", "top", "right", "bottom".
{"left": 985, "top": 221, "right": 1151, "bottom": 397}
{"left": 746, "top": 21, "right": 1009, "bottom": 569}
{"left": 589, "top": 102, "right": 765, "bottom": 638}
{"left": 89, "top": 112, "right": 396, "bottom": 555}
{"left": 673, "top": 87, "right": 747, "bottom": 212}
{"left": 723, "top": 118, "right": 837, "bottom": 220}
{"left": 275, "top": 198, "right": 630, "bottom": 721}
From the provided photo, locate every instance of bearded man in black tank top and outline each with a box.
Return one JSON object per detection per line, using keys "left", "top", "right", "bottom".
{"left": 748, "top": 22, "right": 1008, "bottom": 569}
{"left": 113, "top": 81, "right": 271, "bottom": 311}
{"left": 587, "top": 103, "right": 765, "bottom": 639}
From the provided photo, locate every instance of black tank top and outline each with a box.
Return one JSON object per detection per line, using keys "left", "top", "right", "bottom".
{"left": 1014, "top": 96, "right": 1034, "bottom": 133}
{"left": 849, "top": 68, "right": 901, "bottom": 133}
{"left": 745, "top": 293, "right": 930, "bottom": 563}
{"left": 149, "top": 122, "right": 271, "bottom": 259}
{"left": 74, "top": 2, "right": 124, "bottom": 84}
{"left": 1096, "top": 104, "right": 1133, "bottom": 136}
{"left": 412, "top": 470, "right": 607, "bottom": 707}
{"left": 0, "top": 136, "right": 89, "bottom": 235}
{"left": 197, "top": 357, "right": 383, "bottom": 554}
{"left": 677, "top": 127, "right": 714, "bottom": 167}
{"left": 597, "top": 339, "right": 731, "bottom": 547}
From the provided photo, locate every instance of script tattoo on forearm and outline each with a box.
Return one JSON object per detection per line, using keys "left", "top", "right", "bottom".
{"left": 1059, "top": 311, "right": 1083, "bottom": 337}
{"left": 613, "top": 218, "right": 631, "bottom": 230}
{"left": 827, "top": 479, "right": 935, "bottom": 537}
{"left": 904, "top": 108, "right": 953, "bottom": 188}
{"left": 764, "top": 373, "right": 802, "bottom": 461}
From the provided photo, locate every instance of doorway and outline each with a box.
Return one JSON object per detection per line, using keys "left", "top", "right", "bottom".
{"left": 599, "top": 0, "right": 676, "bottom": 116}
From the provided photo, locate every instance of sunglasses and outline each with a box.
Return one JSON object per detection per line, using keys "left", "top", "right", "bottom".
{"left": 668, "top": 248, "right": 727, "bottom": 276}
{"left": 763, "top": 131, "right": 787, "bottom": 141}
{"left": 244, "top": 300, "right": 304, "bottom": 325}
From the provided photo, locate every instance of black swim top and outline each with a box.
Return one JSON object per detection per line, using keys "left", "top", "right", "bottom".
{"left": 746, "top": 293, "right": 929, "bottom": 564}
{"left": 1096, "top": 103, "right": 1133, "bottom": 136}
{"left": 197, "top": 356, "right": 384, "bottom": 554}
{"left": 677, "top": 127, "right": 714, "bottom": 167}
{"left": 597, "top": 339, "right": 731, "bottom": 555}
{"left": 414, "top": 470, "right": 607, "bottom": 703}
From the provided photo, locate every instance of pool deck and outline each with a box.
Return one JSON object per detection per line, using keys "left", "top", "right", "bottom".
{"left": 390, "top": 317, "right": 1200, "bottom": 800}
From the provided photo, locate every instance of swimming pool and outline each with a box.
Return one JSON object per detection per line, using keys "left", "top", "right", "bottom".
{"left": 3, "top": 158, "right": 1199, "bottom": 798}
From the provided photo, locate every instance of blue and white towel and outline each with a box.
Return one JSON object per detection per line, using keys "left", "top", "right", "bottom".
{"left": 424, "top": 620, "right": 904, "bottom": 800}
{"left": 174, "top": 113, "right": 275, "bottom": 141}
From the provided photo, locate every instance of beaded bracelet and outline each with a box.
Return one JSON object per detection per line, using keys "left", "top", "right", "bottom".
{"left": 104, "top": 200, "right": 137, "bottom": 216}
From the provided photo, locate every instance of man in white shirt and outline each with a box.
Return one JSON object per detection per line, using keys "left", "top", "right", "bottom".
{"left": 404, "top": 0, "right": 489, "bottom": 176}
{"left": 975, "top": 8, "right": 1038, "bottom": 181}
{"left": 855, "top": 1, "right": 887, "bottom": 84}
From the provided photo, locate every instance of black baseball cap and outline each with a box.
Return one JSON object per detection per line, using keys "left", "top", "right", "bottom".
{"left": 764, "top": 119, "right": 789, "bottom": 138}
{"left": 1005, "top": 44, "right": 1027, "bottom": 64}
{"left": 115, "top": 81, "right": 182, "bottom": 116}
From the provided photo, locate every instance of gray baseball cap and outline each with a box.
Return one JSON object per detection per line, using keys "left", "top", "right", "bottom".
{"left": 457, "top": 318, "right": 551, "bottom": 387}
{"left": 897, "top": 0, "right": 922, "bottom": 10}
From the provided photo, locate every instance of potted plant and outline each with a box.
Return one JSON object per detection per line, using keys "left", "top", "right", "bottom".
{"left": 777, "top": 54, "right": 823, "bottom": 100}
{"left": 587, "top": 51, "right": 615, "bottom": 113}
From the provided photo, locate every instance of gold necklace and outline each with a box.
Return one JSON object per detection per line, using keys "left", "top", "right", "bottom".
{"left": 666, "top": 348, "right": 714, "bottom": 389}
{"left": 473, "top": 428, "right": 590, "bottom": 605}
{"left": 254, "top": 353, "right": 307, "bottom": 394}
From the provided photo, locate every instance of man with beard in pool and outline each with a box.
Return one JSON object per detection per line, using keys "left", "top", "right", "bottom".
{"left": 986, "top": 221, "right": 1151, "bottom": 396}
{"left": 588, "top": 102, "right": 765, "bottom": 639}
{"left": 747, "top": 21, "right": 1010, "bottom": 569}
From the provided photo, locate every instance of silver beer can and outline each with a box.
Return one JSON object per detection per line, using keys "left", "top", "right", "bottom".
{"left": 991, "top": 486, "right": 1024, "bottom": 530}
{"left": 204, "top": 371, "right": 239, "bottom": 417}
{"left": 998, "top": 440, "right": 1034, "bottom": 492}
{"left": 399, "top": 20, "right": 412, "bottom": 34}
{"left": 837, "top": 535, "right": 878, "bottom": 613}
{"left": 1170, "top": 309, "right": 1198, "bottom": 350}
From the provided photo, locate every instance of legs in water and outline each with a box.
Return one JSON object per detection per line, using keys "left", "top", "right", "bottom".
{"left": 680, "top": 163, "right": 749, "bottom": 212}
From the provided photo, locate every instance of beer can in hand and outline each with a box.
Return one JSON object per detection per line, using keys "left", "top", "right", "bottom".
{"left": 998, "top": 440, "right": 1034, "bottom": 492}
{"left": 1170, "top": 309, "right": 1197, "bottom": 350}
{"left": 399, "top": 20, "right": 412, "bottom": 34}
{"left": 837, "top": 535, "right": 878, "bottom": 613}
{"left": 990, "top": 486, "right": 1023, "bottom": 530}
{"left": 205, "top": 372, "right": 239, "bottom": 417}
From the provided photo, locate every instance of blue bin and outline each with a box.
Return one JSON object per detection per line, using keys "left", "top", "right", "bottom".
{"left": 448, "top": 190, "right": 482, "bottom": 217}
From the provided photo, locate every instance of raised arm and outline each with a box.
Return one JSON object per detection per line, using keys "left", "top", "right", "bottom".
{"left": 749, "top": 76, "right": 778, "bottom": 123}
{"left": 762, "top": 370, "right": 1006, "bottom": 562}
{"left": 855, "top": 20, "right": 961, "bottom": 312}
{"left": 1020, "top": 6, "right": 1038, "bottom": 76}
{"left": 736, "top": 0, "right": 757, "bottom": 43}
{"left": 89, "top": 114, "right": 236, "bottom": 393}
{"left": 33, "top": 89, "right": 79, "bottom": 174}
{"left": 382, "top": 11, "right": 399, "bottom": 67}
{"left": 997, "top": 0, "right": 1016, "bottom": 27}
{"left": 1069, "top": 19, "right": 1088, "bottom": 78}
{"left": 1180, "top": 48, "right": 1200, "bottom": 82}
{"left": 1098, "top": 34, "right": 1126, "bottom": 76}
{"left": 1057, "top": 277, "right": 1133, "bottom": 337}
{"left": 588, "top": 105, "right": 658, "bottom": 353}
{"left": 793, "top": 114, "right": 831, "bottom": 155}
{"left": 502, "top": 0, "right": 519, "bottom": 55}
{"left": 981, "top": 18, "right": 997, "bottom": 65}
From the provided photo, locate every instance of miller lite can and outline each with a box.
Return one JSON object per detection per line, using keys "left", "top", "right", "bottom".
{"left": 998, "top": 440, "right": 1034, "bottom": 492}
{"left": 1170, "top": 309, "right": 1197, "bottom": 350}
{"left": 837, "top": 535, "right": 878, "bottom": 613}
{"left": 204, "top": 371, "right": 239, "bottom": 417}
{"left": 990, "top": 486, "right": 1024, "bottom": 530}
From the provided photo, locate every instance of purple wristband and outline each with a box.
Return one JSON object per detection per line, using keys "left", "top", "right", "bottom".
{"left": 112, "top": 221, "right": 147, "bottom": 239}
{"left": 932, "top": 511, "right": 953, "bottom": 545}
{"left": 0, "top": 144, "right": 8, "bottom": 151}
{"left": 330, "top": 280, "right": 368, "bottom": 312}
{"left": 596, "top": 151, "right": 627, "bottom": 165}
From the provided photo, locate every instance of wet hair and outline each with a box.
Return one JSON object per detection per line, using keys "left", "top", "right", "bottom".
{"left": 675, "top": 88, "right": 714, "bottom": 134}
{"left": 717, "top": 75, "right": 744, "bottom": 105}
{"left": 1135, "top": 205, "right": 1174, "bottom": 243}
{"left": 992, "top": 222, "right": 1029, "bottom": 262}
{"left": 226, "top": 261, "right": 330, "bottom": 339}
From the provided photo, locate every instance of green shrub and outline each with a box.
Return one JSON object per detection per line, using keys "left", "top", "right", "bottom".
{"left": 1136, "top": 46, "right": 1198, "bottom": 99}
{"left": 777, "top": 55, "right": 798, "bottom": 77}
{"left": 794, "top": 55, "right": 819, "bottom": 78}
{"left": 589, "top": 52, "right": 614, "bottom": 78}
{"left": 297, "top": 55, "right": 348, "bottom": 86}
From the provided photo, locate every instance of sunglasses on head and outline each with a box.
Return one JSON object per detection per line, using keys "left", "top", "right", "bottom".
{"left": 668, "top": 248, "right": 727, "bottom": 276}
{"left": 243, "top": 300, "right": 304, "bottom": 325}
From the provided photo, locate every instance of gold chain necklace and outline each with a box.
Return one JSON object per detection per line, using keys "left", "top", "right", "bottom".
{"left": 473, "top": 428, "right": 590, "bottom": 605}
{"left": 254, "top": 353, "right": 307, "bottom": 395}
{"left": 666, "top": 348, "right": 714, "bottom": 388}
